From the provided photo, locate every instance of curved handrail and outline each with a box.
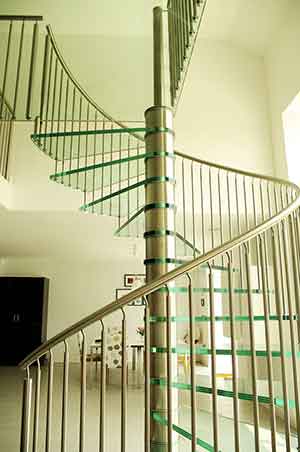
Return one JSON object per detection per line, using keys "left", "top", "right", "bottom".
{"left": 46, "top": 25, "right": 144, "bottom": 143}
{"left": 19, "top": 169, "right": 300, "bottom": 369}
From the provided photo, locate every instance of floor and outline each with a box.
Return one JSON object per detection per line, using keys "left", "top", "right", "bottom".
{"left": 0, "top": 364, "right": 298, "bottom": 451}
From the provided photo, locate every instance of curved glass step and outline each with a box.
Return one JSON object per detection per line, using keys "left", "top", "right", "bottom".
{"left": 50, "top": 153, "right": 146, "bottom": 192}
{"left": 31, "top": 126, "right": 146, "bottom": 161}
{"left": 149, "top": 314, "right": 298, "bottom": 323}
{"left": 115, "top": 207, "right": 201, "bottom": 258}
{"left": 153, "top": 408, "right": 298, "bottom": 452}
{"left": 150, "top": 344, "right": 300, "bottom": 358}
{"left": 151, "top": 377, "right": 296, "bottom": 410}
{"left": 80, "top": 180, "right": 145, "bottom": 218}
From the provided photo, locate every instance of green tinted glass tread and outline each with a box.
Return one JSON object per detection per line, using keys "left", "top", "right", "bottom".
{"left": 152, "top": 412, "right": 215, "bottom": 452}
{"left": 150, "top": 314, "right": 298, "bottom": 323}
{"left": 150, "top": 378, "right": 296, "bottom": 409}
{"left": 50, "top": 153, "right": 146, "bottom": 192}
{"left": 80, "top": 180, "right": 145, "bottom": 217}
{"left": 150, "top": 345, "right": 300, "bottom": 358}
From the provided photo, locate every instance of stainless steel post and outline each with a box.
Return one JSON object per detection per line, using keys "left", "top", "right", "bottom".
{"left": 144, "top": 104, "right": 176, "bottom": 451}
{"left": 20, "top": 369, "right": 32, "bottom": 452}
{"left": 153, "top": 7, "right": 165, "bottom": 106}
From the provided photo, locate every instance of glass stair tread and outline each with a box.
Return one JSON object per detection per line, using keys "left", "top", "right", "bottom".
{"left": 151, "top": 376, "right": 296, "bottom": 409}
{"left": 150, "top": 344, "right": 300, "bottom": 358}
{"left": 153, "top": 408, "right": 297, "bottom": 452}
{"left": 31, "top": 126, "right": 145, "bottom": 161}
{"left": 50, "top": 153, "right": 146, "bottom": 192}
{"left": 80, "top": 180, "right": 145, "bottom": 218}
{"left": 149, "top": 314, "right": 298, "bottom": 323}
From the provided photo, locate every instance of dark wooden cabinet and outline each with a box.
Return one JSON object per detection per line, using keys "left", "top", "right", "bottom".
{"left": 0, "top": 277, "right": 49, "bottom": 365}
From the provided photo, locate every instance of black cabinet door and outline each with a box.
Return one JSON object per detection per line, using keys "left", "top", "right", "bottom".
{"left": 0, "top": 277, "right": 49, "bottom": 365}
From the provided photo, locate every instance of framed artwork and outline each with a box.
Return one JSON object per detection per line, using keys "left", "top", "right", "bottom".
{"left": 124, "top": 273, "right": 145, "bottom": 288}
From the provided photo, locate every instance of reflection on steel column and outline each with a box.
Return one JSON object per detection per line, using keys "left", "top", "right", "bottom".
{"left": 144, "top": 105, "right": 176, "bottom": 451}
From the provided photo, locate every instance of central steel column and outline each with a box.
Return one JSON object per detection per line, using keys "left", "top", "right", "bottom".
{"left": 144, "top": 7, "right": 177, "bottom": 451}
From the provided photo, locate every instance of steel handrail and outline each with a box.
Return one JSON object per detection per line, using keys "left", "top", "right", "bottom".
{"left": 19, "top": 172, "right": 300, "bottom": 369}
{"left": 46, "top": 25, "right": 144, "bottom": 143}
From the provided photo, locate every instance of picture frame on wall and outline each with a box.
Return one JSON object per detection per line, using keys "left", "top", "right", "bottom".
{"left": 124, "top": 273, "right": 145, "bottom": 288}
{"left": 116, "top": 287, "right": 145, "bottom": 306}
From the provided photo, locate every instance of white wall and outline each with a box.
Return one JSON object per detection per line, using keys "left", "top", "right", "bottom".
{"left": 266, "top": 2, "right": 300, "bottom": 179}
{"left": 2, "top": 256, "right": 144, "bottom": 361}
{"left": 175, "top": 39, "right": 274, "bottom": 175}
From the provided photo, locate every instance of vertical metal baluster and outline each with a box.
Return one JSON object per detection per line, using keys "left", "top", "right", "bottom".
{"left": 209, "top": 167, "right": 214, "bottom": 250}
{"left": 235, "top": 175, "right": 244, "bottom": 290}
{"left": 32, "top": 359, "right": 41, "bottom": 452}
{"left": 227, "top": 172, "right": 232, "bottom": 240}
{"left": 68, "top": 87, "right": 76, "bottom": 178}
{"left": 118, "top": 133, "right": 122, "bottom": 228}
{"left": 175, "top": 0, "right": 182, "bottom": 80}
{"left": 84, "top": 103, "right": 90, "bottom": 205}
{"left": 12, "top": 20, "right": 25, "bottom": 118}
{"left": 181, "top": 0, "right": 187, "bottom": 58}
{"left": 191, "top": 162, "right": 196, "bottom": 257}
{"left": 55, "top": 68, "right": 64, "bottom": 171}
{"left": 99, "top": 320, "right": 106, "bottom": 452}
{"left": 20, "top": 367, "right": 32, "bottom": 452}
{"left": 171, "top": 2, "right": 179, "bottom": 92}
{"left": 38, "top": 33, "right": 49, "bottom": 135}
{"left": 288, "top": 216, "right": 300, "bottom": 344}
{"left": 0, "top": 21, "right": 13, "bottom": 119}
{"left": 200, "top": 165, "right": 205, "bottom": 254}
{"left": 271, "top": 227, "right": 291, "bottom": 451}
{"left": 127, "top": 135, "right": 131, "bottom": 221}
{"left": 252, "top": 181, "right": 261, "bottom": 290}
{"left": 281, "top": 220, "right": 300, "bottom": 438}
{"left": 258, "top": 234, "right": 277, "bottom": 451}
{"left": 192, "top": 0, "right": 198, "bottom": 19}
{"left": 188, "top": 0, "right": 194, "bottom": 34}
{"left": 3, "top": 110, "right": 13, "bottom": 179}
{"left": 166, "top": 286, "right": 173, "bottom": 452}
{"left": 180, "top": 0, "right": 187, "bottom": 61}
{"left": 144, "top": 297, "right": 150, "bottom": 452}
{"left": 61, "top": 340, "right": 69, "bottom": 452}
{"left": 226, "top": 252, "right": 240, "bottom": 452}
{"left": 26, "top": 21, "right": 39, "bottom": 119}
{"left": 0, "top": 110, "right": 8, "bottom": 174}
{"left": 92, "top": 111, "right": 98, "bottom": 212}
{"left": 244, "top": 244, "right": 260, "bottom": 451}
{"left": 62, "top": 78, "right": 69, "bottom": 174}
{"left": 186, "top": 273, "right": 196, "bottom": 451}
{"left": 177, "top": 0, "right": 184, "bottom": 71}
{"left": 182, "top": 159, "right": 187, "bottom": 255}
{"left": 208, "top": 263, "right": 219, "bottom": 451}
{"left": 76, "top": 97, "right": 83, "bottom": 188}
{"left": 44, "top": 47, "right": 53, "bottom": 151}
{"left": 49, "top": 58, "right": 58, "bottom": 157}
{"left": 109, "top": 124, "right": 114, "bottom": 217}
{"left": 218, "top": 170, "right": 223, "bottom": 251}
{"left": 243, "top": 176, "right": 249, "bottom": 231}
{"left": 121, "top": 308, "right": 127, "bottom": 452}
{"left": 101, "top": 119, "right": 105, "bottom": 215}
{"left": 79, "top": 330, "right": 87, "bottom": 452}
{"left": 46, "top": 350, "right": 54, "bottom": 452}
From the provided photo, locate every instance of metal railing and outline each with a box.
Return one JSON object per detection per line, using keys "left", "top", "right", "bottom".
{"left": 19, "top": 154, "right": 300, "bottom": 450}
{"left": 0, "top": 15, "right": 43, "bottom": 179}
{"left": 0, "top": 90, "right": 13, "bottom": 178}
{"left": 167, "top": 0, "right": 207, "bottom": 109}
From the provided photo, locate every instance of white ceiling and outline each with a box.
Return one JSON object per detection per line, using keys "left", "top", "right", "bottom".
{"left": 0, "top": 0, "right": 295, "bottom": 54}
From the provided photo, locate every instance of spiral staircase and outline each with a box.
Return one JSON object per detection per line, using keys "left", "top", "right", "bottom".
{"left": 1, "top": 3, "right": 300, "bottom": 452}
